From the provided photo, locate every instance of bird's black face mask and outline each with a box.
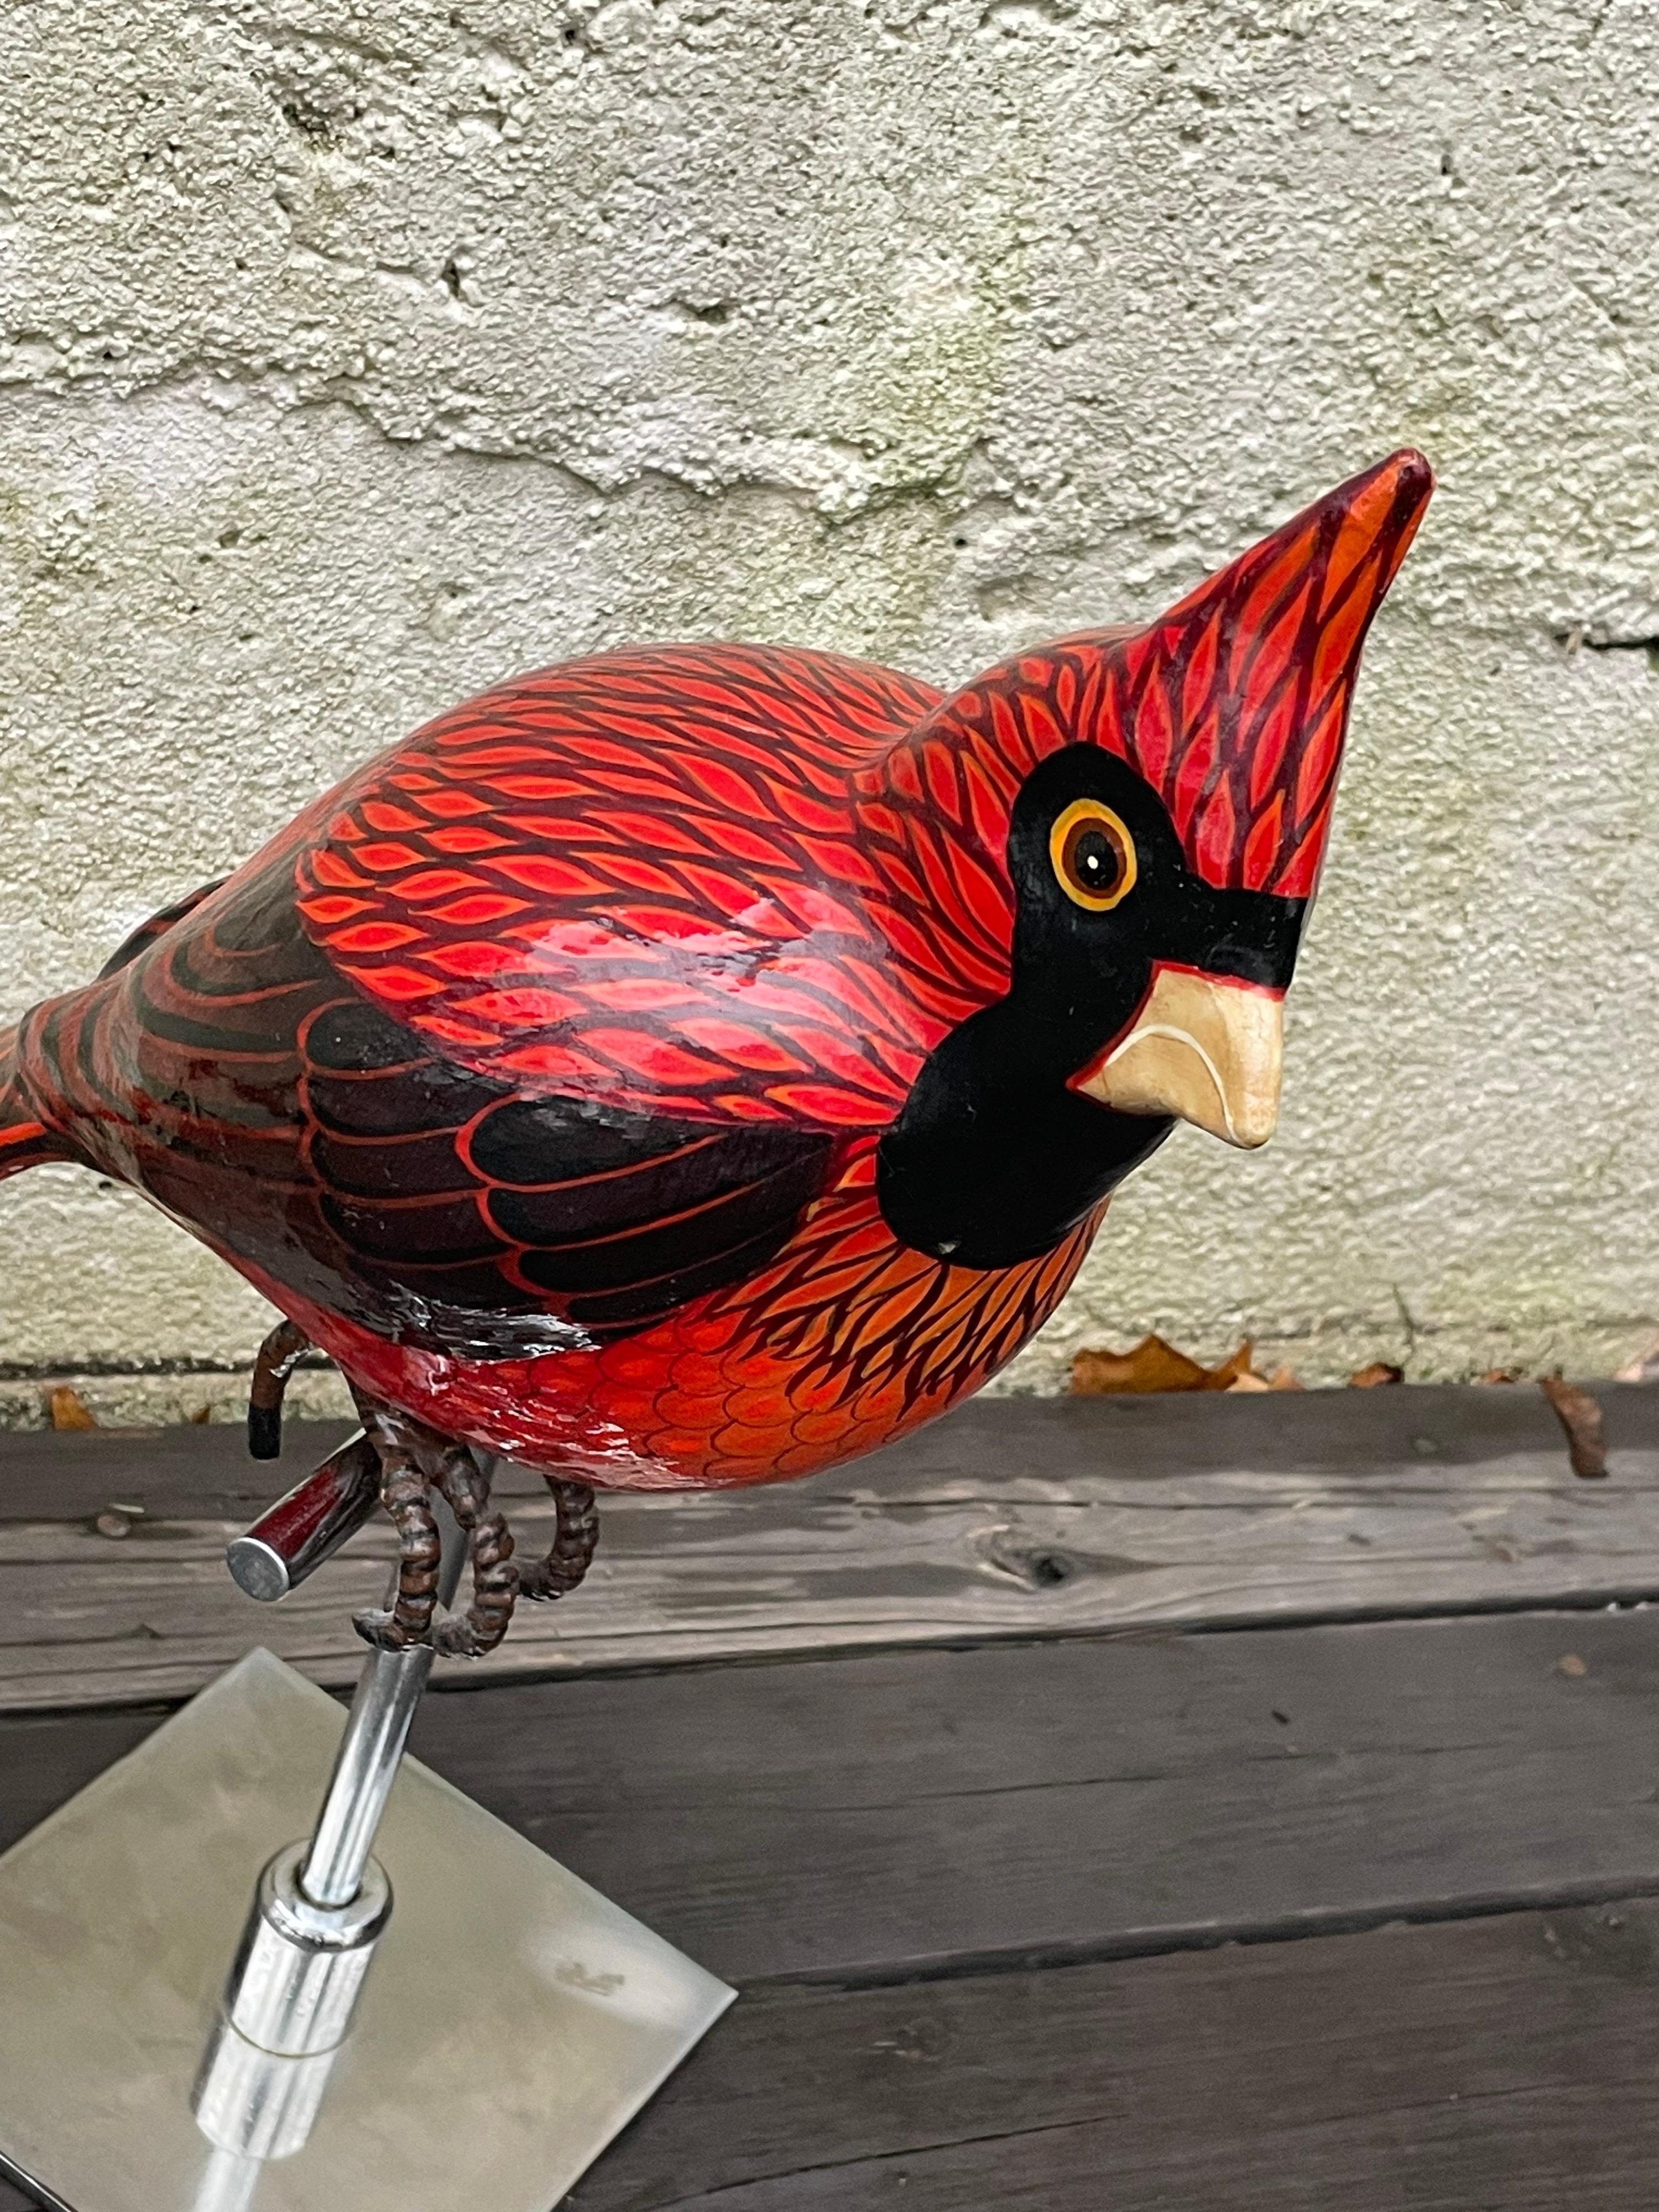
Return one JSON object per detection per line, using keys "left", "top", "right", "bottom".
{"left": 875, "top": 745, "right": 1309, "bottom": 1269}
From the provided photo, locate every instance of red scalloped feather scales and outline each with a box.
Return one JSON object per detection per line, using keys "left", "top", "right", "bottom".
{"left": 296, "top": 458, "right": 1427, "bottom": 1134}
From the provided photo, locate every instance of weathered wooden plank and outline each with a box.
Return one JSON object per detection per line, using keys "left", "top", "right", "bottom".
{"left": 5, "top": 1609, "right": 1659, "bottom": 1987}
{"left": 5, "top": 1382, "right": 1653, "bottom": 1524}
{"left": 0, "top": 1417, "right": 359, "bottom": 1525}
{"left": 0, "top": 1389, "right": 1655, "bottom": 1710}
{"left": 564, "top": 1898, "right": 1659, "bottom": 2211}
{"left": 2, "top": 1896, "right": 1651, "bottom": 2212}
{"left": 393, "top": 1604, "right": 1659, "bottom": 1983}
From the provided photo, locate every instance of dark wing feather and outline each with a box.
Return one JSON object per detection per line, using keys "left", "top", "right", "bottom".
{"left": 97, "top": 879, "right": 228, "bottom": 979}
{"left": 59, "top": 867, "right": 836, "bottom": 1359}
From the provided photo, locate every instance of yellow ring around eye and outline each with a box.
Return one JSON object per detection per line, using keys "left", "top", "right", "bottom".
{"left": 1050, "top": 799, "right": 1138, "bottom": 912}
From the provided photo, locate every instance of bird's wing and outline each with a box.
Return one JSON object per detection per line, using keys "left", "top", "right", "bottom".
{"left": 81, "top": 875, "right": 838, "bottom": 1358}
{"left": 97, "top": 878, "right": 228, "bottom": 978}
{"left": 293, "top": 644, "right": 943, "bottom": 1130}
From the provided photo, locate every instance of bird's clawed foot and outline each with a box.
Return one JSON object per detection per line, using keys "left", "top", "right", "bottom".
{"left": 348, "top": 1390, "right": 518, "bottom": 1658}
{"left": 248, "top": 1351, "right": 597, "bottom": 1660}
{"left": 428, "top": 1442, "right": 517, "bottom": 1657}
{"left": 518, "top": 1477, "right": 599, "bottom": 1603}
{"left": 248, "top": 1319, "right": 312, "bottom": 1460}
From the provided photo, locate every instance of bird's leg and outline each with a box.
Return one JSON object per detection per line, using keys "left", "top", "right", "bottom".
{"left": 247, "top": 1319, "right": 312, "bottom": 1460}
{"left": 429, "top": 1442, "right": 519, "bottom": 1658}
{"left": 518, "top": 1476, "right": 599, "bottom": 1603}
{"left": 345, "top": 1385, "right": 587, "bottom": 1655}
{"left": 349, "top": 1393, "right": 444, "bottom": 1651}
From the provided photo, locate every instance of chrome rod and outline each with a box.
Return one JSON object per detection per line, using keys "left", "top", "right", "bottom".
{"left": 298, "top": 1495, "right": 468, "bottom": 1910}
{"left": 226, "top": 1431, "right": 383, "bottom": 1603}
{"left": 201, "top": 1452, "right": 492, "bottom": 2168}
{"left": 190, "top": 2143, "right": 264, "bottom": 2212}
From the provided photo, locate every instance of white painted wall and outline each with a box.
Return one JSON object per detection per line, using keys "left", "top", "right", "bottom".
{"left": 0, "top": 0, "right": 1655, "bottom": 1422}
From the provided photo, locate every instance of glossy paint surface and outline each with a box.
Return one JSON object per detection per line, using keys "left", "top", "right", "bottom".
{"left": 0, "top": 453, "right": 1431, "bottom": 1488}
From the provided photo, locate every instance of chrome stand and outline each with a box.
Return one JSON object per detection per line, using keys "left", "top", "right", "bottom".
{"left": 0, "top": 1433, "right": 733, "bottom": 2212}
{"left": 193, "top": 1473, "right": 467, "bottom": 2169}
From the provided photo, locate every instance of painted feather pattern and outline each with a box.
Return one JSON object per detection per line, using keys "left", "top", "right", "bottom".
{"left": 295, "top": 456, "right": 1425, "bottom": 1136}
{"left": 0, "top": 452, "right": 1433, "bottom": 1493}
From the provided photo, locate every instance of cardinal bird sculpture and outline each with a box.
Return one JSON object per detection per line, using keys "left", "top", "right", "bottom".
{"left": 0, "top": 451, "right": 1431, "bottom": 1655}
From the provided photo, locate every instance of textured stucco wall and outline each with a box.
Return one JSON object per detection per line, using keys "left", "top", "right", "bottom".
{"left": 0, "top": 0, "right": 1655, "bottom": 1422}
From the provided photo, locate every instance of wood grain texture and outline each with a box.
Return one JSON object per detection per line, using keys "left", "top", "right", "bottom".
{"left": 3, "top": 1540, "right": 1657, "bottom": 2208}
{"left": 562, "top": 1897, "right": 1659, "bottom": 2211}
{"left": 327, "top": 1604, "right": 1659, "bottom": 1984}
{"left": 5, "top": 1608, "right": 1659, "bottom": 1987}
{"left": 6, "top": 1898, "right": 1658, "bottom": 2211}
{"left": 0, "top": 1386, "right": 1656, "bottom": 1711}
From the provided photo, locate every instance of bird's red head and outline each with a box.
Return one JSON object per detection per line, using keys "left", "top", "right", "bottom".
{"left": 848, "top": 450, "right": 1432, "bottom": 1260}
{"left": 299, "top": 450, "right": 1431, "bottom": 1270}
{"left": 872, "top": 446, "right": 1432, "bottom": 907}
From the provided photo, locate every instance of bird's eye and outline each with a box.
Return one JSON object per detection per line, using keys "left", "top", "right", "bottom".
{"left": 1050, "top": 799, "right": 1137, "bottom": 912}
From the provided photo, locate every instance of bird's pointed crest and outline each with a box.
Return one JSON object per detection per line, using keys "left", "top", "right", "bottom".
{"left": 1101, "top": 447, "right": 1434, "bottom": 896}
{"left": 871, "top": 449, "right": 1433, "bottom": 907}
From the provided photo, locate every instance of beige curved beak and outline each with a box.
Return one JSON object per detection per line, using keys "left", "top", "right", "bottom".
{"left": 1073, "top": 966, "right": 1285, "bottom": 1150}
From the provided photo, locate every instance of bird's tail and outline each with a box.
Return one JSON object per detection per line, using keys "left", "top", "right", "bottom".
{"left": 0, "top": 883, "right": 232, "bottom": 1193}
{"left": 0, "top": 1020, "right": 69, "bottom": 1182}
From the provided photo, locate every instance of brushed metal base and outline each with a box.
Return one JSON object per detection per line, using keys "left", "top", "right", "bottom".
{"left": 0, "top": 1648, "right": 733, "bottom": 2212}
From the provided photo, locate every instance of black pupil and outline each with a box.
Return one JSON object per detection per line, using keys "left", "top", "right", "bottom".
{"left": 1070, "top": 825, "right": 1121, "bottom": 894}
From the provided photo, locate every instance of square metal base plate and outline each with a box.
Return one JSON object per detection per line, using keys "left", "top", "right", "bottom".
{"left": 0, "top": 1648, "right": 733, "bottom": 2211}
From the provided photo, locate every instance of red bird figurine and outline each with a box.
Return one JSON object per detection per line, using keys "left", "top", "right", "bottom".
{"left": 0, "top": 450, "right": 1431, "bottom": 1655}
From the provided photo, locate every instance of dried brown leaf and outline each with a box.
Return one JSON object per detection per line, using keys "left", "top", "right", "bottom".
{"left": 1475, "top": 1368, "right": 1524, "bottom": 1385}
{"left": 1348, "top": 1361, "right": 1405, "bottom": 1389}
{"left": 1208, "top": 1342, "right": 1259, "bottom": 1390}
{"left": 1071, "top": 1334, "right": 1254, "bottom": 1396}
{"left": 1538, "top": 1371, "right": 1608, "bottom": 1480}
{"left": 48, "top": 1385, "right": 98, "bottom": 1432}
